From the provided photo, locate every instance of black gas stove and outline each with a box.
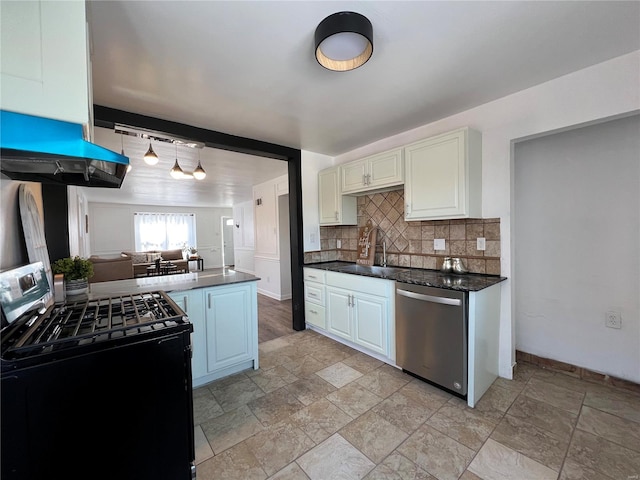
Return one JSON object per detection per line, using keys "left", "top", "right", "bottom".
{"left": 1, "top": 263, "right": 196, "bottom": 480}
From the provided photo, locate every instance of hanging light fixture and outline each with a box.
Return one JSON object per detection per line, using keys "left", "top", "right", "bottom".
{"left": 170, "top": 143, "right": 184, "bottom": 179}
{"left": 121, "top": 134, "right": 132, "bottom": 172}
{"left": 143, "top": 140, "right": 159, "bottom": 165}
{"left": 192, "top": 150, "right": 206, "bottom": 180}
{"left": 314, "top": 11, "right": 373, "bottom": 72}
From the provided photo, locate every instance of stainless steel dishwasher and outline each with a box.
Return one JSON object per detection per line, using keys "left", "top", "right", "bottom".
{"left": 396, "top": 283, "right": 468, "bottom": 397}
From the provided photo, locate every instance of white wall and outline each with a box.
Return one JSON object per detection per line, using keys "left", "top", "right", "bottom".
{"left": 0, "top": 179, "right": 42, "bottom": 270}
{"left": 88, "top": 202, "right": 231, "bottom": 268}
{"left": 301, "top": 151, "right": 334, "bottom": 252}
{"left": 279, "top": 194, "right": 291, "bottom": 299}
{"left": 514, "top": 115, "right": 639, "bottom": 382}
{"left": 312, "top": 51, "right": 640, "bottom": 379}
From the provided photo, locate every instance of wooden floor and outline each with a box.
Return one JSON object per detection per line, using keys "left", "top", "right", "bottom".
{"left": 258, "top": 294, "right": 294, "bottom": 343}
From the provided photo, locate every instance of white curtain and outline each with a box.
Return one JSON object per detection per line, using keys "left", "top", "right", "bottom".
{"left": 134, "top": 213, "right": 196, "bottom": 251}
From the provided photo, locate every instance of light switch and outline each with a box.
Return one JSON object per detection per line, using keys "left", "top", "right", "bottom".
{"left": 434, "top": 238, "right": 446, "bottom": 251}
{"left": 336, "top": 239, "right": 342, "bottom": 249}
{"left": 477, "top": 237, "right": 486, "bottom": 251}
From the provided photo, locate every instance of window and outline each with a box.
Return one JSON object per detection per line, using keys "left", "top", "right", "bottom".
{"left": 134, "top": 213, "right": 196, "bottom": 252}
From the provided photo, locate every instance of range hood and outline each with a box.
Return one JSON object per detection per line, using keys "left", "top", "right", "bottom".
{"left": 0, "top": 110, "right": 129, "bottom": 188}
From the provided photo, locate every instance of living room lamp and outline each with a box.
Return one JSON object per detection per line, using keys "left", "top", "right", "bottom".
{"left": 192, "top": 150, "right": 206, "bottom": 180}
{"left": 143, "top": 141, "right": 159, "bottom": 165}
{"left": 170, "top": 143, "right": 185, "bottom": 179}
{"left": 315, "top": 11, "right": 373, "bottom": 72}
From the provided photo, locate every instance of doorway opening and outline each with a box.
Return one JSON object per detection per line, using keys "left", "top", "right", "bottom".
{"left": 221, "top": 216, "right": 235, "bottom": 268}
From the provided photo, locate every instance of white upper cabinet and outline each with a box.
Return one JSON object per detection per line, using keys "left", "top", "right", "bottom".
{"left": 318, "top": 166, "right": 357, "bottom": 225}
{"left": 404, "top": 127, "right": 482, "bottom": 220}
{"left": 341, "top": 148, "right": 404, "bottom": 194}
{"left": 0, "top": 1, "right": 90, "bottom": 125}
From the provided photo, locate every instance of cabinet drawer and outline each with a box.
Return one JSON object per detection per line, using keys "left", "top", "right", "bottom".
{"left": 305, "top": 303, "right": 326, "bottom": 329}
{"left": 304, "top": 268, "right": 326, "bottom": 283}
{"left": 304, "top": 282, "right": 325, "bottom": 305}
{"left": 326, "top": 271, "right": 391, "bottom": 297}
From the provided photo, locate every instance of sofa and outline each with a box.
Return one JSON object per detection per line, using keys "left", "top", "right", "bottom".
{"left": 89, "top": 256, "right": 134, "bottom": 283}
{"left": 122, "top": 249, "right": 190, "bottom": 277}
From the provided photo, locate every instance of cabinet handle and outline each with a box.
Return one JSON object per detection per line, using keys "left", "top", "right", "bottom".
{"left": 310, "top": 309, "right": 318, "bottom": 315}
{"left": 208, "top": 293, "right": 212, "bottom": 309}
{"left": 308, "top": 275, "right": 317, "bottom": 279}
{"left": 362, "top": 174, "right": 366, "bottom": 185}
{"left": 183, "top": 296, "right": 188, "bottom": 312}
{"left": 309, "top": 293, "right": 317, "bottom": 298}
{"left": 406, "top": 203, "right": 411, "bottom": 215}
{"left": 367, "top": 174, "right": 371, "bottom": 185}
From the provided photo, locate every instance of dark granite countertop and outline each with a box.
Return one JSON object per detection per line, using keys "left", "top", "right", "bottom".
{"left": 304, "top": 261, "right": 506, "bottom": 292}
{"left": 86, "top": 269, "right": 259, "bottom": 300}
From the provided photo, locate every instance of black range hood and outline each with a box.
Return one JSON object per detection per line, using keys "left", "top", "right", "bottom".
{"left": 0, "top": 110, "right": 129, "bottom": 188}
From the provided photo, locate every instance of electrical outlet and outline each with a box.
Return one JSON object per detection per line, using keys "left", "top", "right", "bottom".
{"left": 605, "top": 311, "right": 622, "bottom": 329}
{"left": 337, "top": 239, "right": 342, "bottom": 249}
{"left": 477, "top": 237, "right": 486, "bottom": 251}
{"left": 434, "top": 238, "right": 446, "bottom": 251}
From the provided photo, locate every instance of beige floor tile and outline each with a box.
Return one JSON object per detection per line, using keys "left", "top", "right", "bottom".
{"left": 251, "top": 365, "right": 299, "bottom": 393}
{"left": 297, "top": 433, "right": 375, "bottom": 480}
{"left": 259, "top": 337, "right": 292, "bottom": 354}
{"left": 248, "top": 387, "right": 306, "bottom": 426}
{"left": 473, "top": 383, "right": 520, "bottom": 416}
{"left": 398, "top": 380, "right": 451, "bottom": 411}
{"left": 194, "top": 425, "right": 214, "bottom": 465}
{"left": 467, "top": 438, "right": 557, "bottom": 480}
{"left": 310, "top": 345, "right": 354, "bottom": 365}
{"left": 458, "top": 471, "right": 482, "bottom": 480}
{"left": 200, "top": 404, "right": 265, "bottom": 454}
{"left": 426, "top": 404, "right": 496, "bottom": 451}
{"left": 372, "top": 391, "right": 435, "bottom": 434}
{"left": 522, "top": 377, "right": 584, "bottom": 414}
{"left": 507, "top": 393, "right": 577, "bottom": 441}
{"left": 327, "top": 383, "right": 383, "bottom": 418}
{"left": 290, "top": 398, "right": 354, "bottom": 444}
{"left": 260, "top": 345, "right": 301, "bottom": 370}
{"left": 281, "top": 355, "right": 329, "bottom": 377}
{"left": 285, "top": 374, "right": 337, "bottom": 406}
{"left": 193, "top": 387, "right": 225, "bottom": 425}
{"left": 490, "top": 414, "right": 568, "bottom": 471}
{"left": 512, "top": 362, "right": 541, "bottom": 382}
{"left": 206, "top": 372, "right": 249, "bottom": 391}
{"left": 531, "top": 369, "right": 600, "bottom": 394}
{"left": 446, "top": 396, "right": 504, "bottom": 426}
{"left": 268, "top": 462, "right": 311, "bottom": 480}
{"left": 397, "top": 424, "right": 475, "bottom": 480}
{"left": 340, "top": 410, "right": 408, "bottom": 464}
{"left": 211, "top": 377, "right": 266, "bottom": 412}
{"left": 558, "top": 457, "right": 616, "bottom": 480}
{"left": 316, "top": 362, "right": 363, "bottom": 388}
{"left": 492, "top": 376, "right": 527, "bottom": 396}
{"left": 342, "top": 351, "right": 384, "bottom": 374}
{"left": 583, "top": 387, "right": 640, "bottom": 423}
{"left": 567, "top": 429, "right": 640, "bottom": 479}
{"left": 577, "top": 405, "right": 640, "bottom": 452}
{"left": 356, "top": 367, "right": 412, "bottom": 398}
{"left": 364, "top": 451, "right": 433, "bottom": 479}
{"left": 244, "top": 422, "right": 316, "bottom": 476}
{"left": 196, "top": 441, "right": 267, "bottom": 480}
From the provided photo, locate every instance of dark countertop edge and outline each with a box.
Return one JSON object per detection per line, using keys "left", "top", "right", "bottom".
{"left": 86, "top": 271, "right": 260, "bottom": 300}
{"left": 304, "top": 261, "right": 507, "bottom": 292}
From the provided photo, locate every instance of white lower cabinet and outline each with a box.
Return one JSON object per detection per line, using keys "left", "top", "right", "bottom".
{"left": 305, "top": 268, "right": 395, "bottom": 360}
{"left": 170, "top": 281, "right": 258, "bottom": 388}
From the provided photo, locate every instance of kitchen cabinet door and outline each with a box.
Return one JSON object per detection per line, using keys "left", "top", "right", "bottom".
{"left": 318, "top": 166, "right": 357, "bottom": 225}
{"left": 204, "top": 284, "right": 254, "bottom": 372}
{"left": 341, "top": 148, "right": 404, "bottom": 195}
{"left": 353, "top": 293, "right": 387, "bottom": 355}
{"left": 169, "top": 290, "right": 206, "bottom": 379}
{"left": 404, "top": 128, "right": 481, "bottom": 220}
{"left": 326, "top": 287, "right": 353, "bottom": 341}
{"left": 0, "top": 1, "right": 90, "bottom": 125}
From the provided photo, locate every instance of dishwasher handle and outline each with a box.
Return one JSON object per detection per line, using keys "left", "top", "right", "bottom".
{"left": 397, "top": 288, "right": 462, "bottom": 306}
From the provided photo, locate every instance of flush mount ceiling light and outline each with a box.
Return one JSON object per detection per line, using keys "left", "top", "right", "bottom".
{"left": 315, "top": 11, "right": 373, "bottom": 72}
{"left": 143, "top": 141, "right": 159, "bottom": 165}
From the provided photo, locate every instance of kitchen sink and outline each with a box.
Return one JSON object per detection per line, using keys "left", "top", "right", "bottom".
{"left": 336, "top": 264, "right": 409, "bottom": 278}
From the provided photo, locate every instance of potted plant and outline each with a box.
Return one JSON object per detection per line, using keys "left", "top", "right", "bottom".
{"left": 52, "top": 256, "right": 94, "bottom": 296}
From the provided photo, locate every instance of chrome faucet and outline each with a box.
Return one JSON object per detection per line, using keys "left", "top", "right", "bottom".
{"left": 381, "top": 240, "right": 387, "bottom": 267}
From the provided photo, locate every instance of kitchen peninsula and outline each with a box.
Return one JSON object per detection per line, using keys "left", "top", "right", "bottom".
{"left": 89, "top": 269, "right": 259, "bottom": 387}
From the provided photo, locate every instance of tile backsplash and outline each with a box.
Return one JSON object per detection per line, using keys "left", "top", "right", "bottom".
{"left": 304, "top": 190, "right": 501, "bottom": 275}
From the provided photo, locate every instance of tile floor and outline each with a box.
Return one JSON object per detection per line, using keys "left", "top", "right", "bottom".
{"left": 192, "top": 330, "right": 640, "bottom": 480}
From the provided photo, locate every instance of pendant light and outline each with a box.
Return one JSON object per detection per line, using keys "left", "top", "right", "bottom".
{"left": 170, "top": 143, "right": 184, "bottom": 179}
{"left": 192, "top": 150, "right": 206, "bottom": 180}
{"left": 315, "top": 11, "right": 373, "bottom": 72}
{"left": 143, "top": 141, "right": 159, "bottom": 165}
{"left": 121, "top": 134, "right": 132, "bottom": 172}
